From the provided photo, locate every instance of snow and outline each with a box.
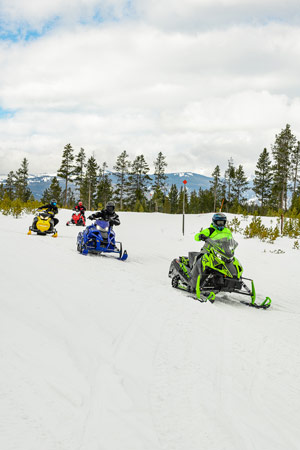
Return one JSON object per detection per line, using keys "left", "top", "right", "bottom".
{"left": 1, "top": 210, "right": 300, "bottom": 450}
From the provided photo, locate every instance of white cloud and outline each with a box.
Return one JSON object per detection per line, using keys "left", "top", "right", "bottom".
{"left": 1, "top": 0, "right": 300, "bottom": 33}
{"left": 0, "top": 4, "right": 300, "bottom": 176}
{"left": 135, "top": 0, "right": 300, "bottom": 31}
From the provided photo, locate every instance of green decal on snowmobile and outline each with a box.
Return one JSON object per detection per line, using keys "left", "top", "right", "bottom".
{"left": 180, "top": 258, "right": 190, "bottom": 278}
{"left": 201, "top": 251, "right": 234, "bottom": 278}
{"left": 196, "top": 274, "right": 201, "bottom": 300}
{"left": 251, "top": 279, "right": 256, "bottom": 304}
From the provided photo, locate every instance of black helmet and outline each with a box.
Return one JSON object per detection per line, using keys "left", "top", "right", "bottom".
{"left": 212, "top": 212, "right": 227, "bottom": 231}
{"left": 106, "top": 201, "right": 115, "bottom": 214}
{"left": 50, "top": 199, "right": 57, "bottom": 207}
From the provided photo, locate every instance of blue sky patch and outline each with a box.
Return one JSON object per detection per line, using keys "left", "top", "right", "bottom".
{"left": 0, "top": 16, "right": 60, "bottom": 42}
{"left": 0, "top": 107, "right": 16, "bottom": 119}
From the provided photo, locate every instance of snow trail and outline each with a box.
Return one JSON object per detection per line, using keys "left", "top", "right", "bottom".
{"left": 1, "top": 211, "right": 300, "bottom": 450}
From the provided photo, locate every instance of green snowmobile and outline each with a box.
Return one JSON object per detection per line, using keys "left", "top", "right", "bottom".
{"left": 168, "top": 231, "right": 271, "bottom": 309}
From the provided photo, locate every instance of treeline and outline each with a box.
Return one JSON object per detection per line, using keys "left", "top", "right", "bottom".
{"left": 1, "top": 123, "right": 300, "bottom": 216}
{"left": 43, "top": 147, "right": 169, "bottom": 212}
{"left": 213, "top": 123, "right": 300, "bottom": 216}
{"left": 195, "top": 123, "right": 300, "bottom": 217}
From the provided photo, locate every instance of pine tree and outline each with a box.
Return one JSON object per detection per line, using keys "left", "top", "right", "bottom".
{"left": 168, "top": 184, "right": 179, "bottom": 214}
{"left": 224, "top": 158, "right": 235, "bottom": 207}
{"left": 232, "top": 164, "right": 248, "bottom": 204}
{"left": 126, "top": 155, "right": 151, "bottom": 208}
{"left": 152, "top": 152, "right": 168, "bottom": 211}
{"left": 41, "top": 188, "right": 50, "bottom": 204}
{"left": 41, "top": 177, "right": 62, "bottom": 204}
{"left": 81, "top": 155, "right": 99, "bottom": 209}
{"left": 14, "top": 158, "right": 31, "bottom": 201}
{"left": 198, "top": 187, "right": 214, "bottom": 213}
{"left": 74, "top": 148, "right": 86, "bottom": 195}
{"left": 5, "top": 171, "right": 15, "bottom": 200}
{"left": 291, "top": 184, "right": 300, "bottom": 213}
{"left": 271, "top": 124, "right": 296, "bottom": 210}
{"left": 96, "top": 162, "right": 113, "bottom": 208}
{"left": 189, "top": 190, "right": 200, "bottom": 213}
{"left": 65, "top": 187, "right": 75, "bottom": 207}
{"left": 253, "top": 148, "right": 272, "bottom": 208}
{"left": 210, "top": 165, "right": 221, "bottom": 212}
{"left": 113, "top": 150, "right": 130, "bottom": 210}
{"left": 0, "top": 183, "right": 4, "bottom": 201}
{"left": 57, "top": 143, "right": 75, "bottom": 206}
{"left": 291, "top": 141, "right": 300, "bottom": 198}
{"left": 163, "top": 196, "right": 171, "bottom": 213}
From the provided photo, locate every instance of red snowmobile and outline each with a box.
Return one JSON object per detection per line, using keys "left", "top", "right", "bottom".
{"left": 66, "top": 211, "right": 86, "bottom": 226}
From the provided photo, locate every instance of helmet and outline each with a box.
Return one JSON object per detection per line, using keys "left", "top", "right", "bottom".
{"left": 212, "top": 213, "right": 227, "bottom": 231}
{"left": 106, "top": 201, "right": 115, "bottom": 214}
{"left": 78, "top": 201, "right": 83, "bottom": 206}
{"left": 50, "top": 199, "right": 57, "bottom": 207}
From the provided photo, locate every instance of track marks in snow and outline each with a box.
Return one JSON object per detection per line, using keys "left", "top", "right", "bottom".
{"left": 2, "top": 212, "right": 300, "bottom": 450}
{"left": 150, "top": 301, "right": 242, "bottom": 450}
{"left": 150, "top": 295, "right": 300, "bottom": 450}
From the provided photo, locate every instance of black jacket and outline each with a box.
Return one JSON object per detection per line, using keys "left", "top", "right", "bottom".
{"left": 89, "top": 209, "right": 120, "bottom": 226}
{"left": 38, "top": 203, "right": 58, "bottom": 215}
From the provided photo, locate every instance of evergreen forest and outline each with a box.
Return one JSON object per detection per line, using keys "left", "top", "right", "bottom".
{"left": 1, "top": 124, "right": 300, "bottom": 219}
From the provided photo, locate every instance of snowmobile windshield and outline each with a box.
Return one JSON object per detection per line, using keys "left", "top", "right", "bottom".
{"left": 39, "top": 212, "right": 51, "bottom": 219}
{"left": 95, "top": 220, "right": 110, "bottom": 232}
{"left": 207, "top": 232, "right": 238, "bottom": 259}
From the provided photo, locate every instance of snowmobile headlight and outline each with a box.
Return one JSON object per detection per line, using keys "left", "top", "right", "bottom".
{"left": 222, "top": 256, "right": 233, "bottom": 263}
{"left": 215, "top": 251, "right": 223, "bottom": 260}
{"left": 96, "top": 225, "right": 109, "bottom": 231}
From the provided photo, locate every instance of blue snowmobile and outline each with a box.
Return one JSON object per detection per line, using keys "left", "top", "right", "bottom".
{"left": 77, "top": 219, "right": 128, "bottom": 261}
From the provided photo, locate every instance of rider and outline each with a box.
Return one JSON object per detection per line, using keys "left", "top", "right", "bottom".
{"left": 189, "top": 213, "right": 230, "bottom": 292}
{"left": 88, "top": 201, "right": 120, "bottom": 227}
{"left": 33, "top": 199, "right": 59, "bottom": 228}
{"left": 74, "top": 200, "right": 86, "bottom": 217}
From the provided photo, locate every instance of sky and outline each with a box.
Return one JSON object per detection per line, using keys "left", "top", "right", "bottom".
{"left": 1, "top": 0, "right": 300, "bottom": 176}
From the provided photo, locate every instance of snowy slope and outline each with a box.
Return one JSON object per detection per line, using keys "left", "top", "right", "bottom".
{"left": 1, "top": 211, "right": 300, "bottom": 450}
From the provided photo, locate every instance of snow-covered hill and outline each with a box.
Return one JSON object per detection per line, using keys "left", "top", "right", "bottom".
{"left": 1, "top": 211, "right": 299, "bottom": 450}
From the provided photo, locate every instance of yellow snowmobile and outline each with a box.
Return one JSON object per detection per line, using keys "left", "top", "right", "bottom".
{"left": 27, "top": 209, "right": 58, "bottom": 237}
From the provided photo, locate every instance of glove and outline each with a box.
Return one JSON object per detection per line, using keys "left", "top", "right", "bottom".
{"left": 200, "top": 234, "right": 208, "bottom": 241}
{"left": 88, "top": 215, "right": 94, "bottom": 220}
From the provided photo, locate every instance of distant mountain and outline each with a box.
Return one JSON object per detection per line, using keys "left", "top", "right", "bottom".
{"left": 163, "top": 172, "right": 212, "bottom": 192}
{"left": 0, "top": 171, "right": 213, "bottom": 200}
{"left": 0, "top": 171, "right": 255, "bottom": 201}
